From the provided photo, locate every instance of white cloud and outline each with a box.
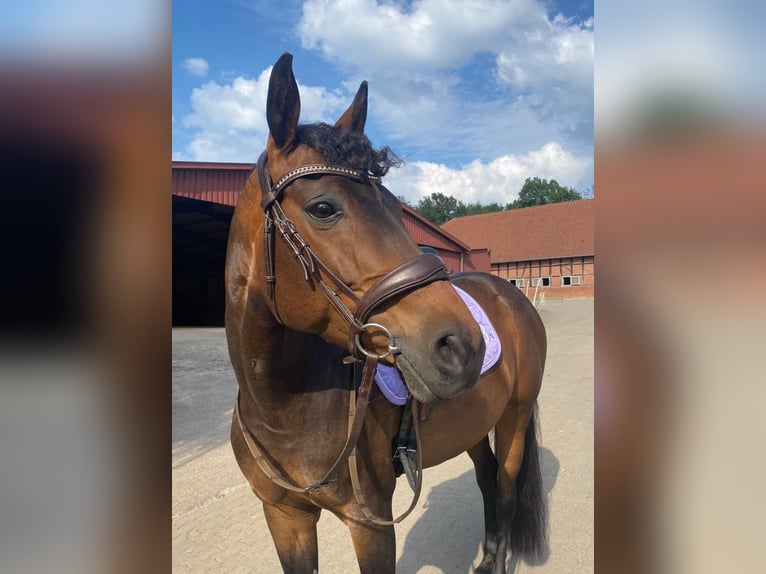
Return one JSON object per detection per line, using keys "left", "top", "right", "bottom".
{"left": 299, "top": 0, "right": 541, "bottom": 71}
{"left": 178, "top": 66, "right": 351, "bottom": 161}
{"left": 495, "top": 15, "right": 593, "bottom": 131}
{"left": 174, "top": 1, "right": 593, "bottom": 180}
{"left": 496, "top": 16, "right": 593, "bottom": 90}
{"left": 385, "top": 142, "right": 592, "bottom": 205}
{"left": 182, "top": 57, "right": 209, "bottom": 77}
{"left": 297, "top": 0, "right": 593, "bottom": 151}
{"left": 183, "top": 72, "right": 270, "bottom": 132}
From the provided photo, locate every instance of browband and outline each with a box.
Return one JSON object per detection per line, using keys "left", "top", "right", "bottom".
{"left": 257, "top": 151, "right": 381, "bottom": 212}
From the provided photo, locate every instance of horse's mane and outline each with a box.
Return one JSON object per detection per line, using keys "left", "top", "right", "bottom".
{"left": 295, "top": 123, "right": 402, "bottom": 178}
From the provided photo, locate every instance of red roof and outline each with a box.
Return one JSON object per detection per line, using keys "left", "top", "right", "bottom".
{"left": 401, "top": 204, "right": 471, "bottom": 252}
{"left": 172, "top": 161, "right": 253, "bottom": 207}
{"left": 441, "top": 199, "right": 594, "bottom": 263}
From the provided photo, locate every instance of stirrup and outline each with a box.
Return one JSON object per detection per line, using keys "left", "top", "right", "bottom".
{"left": 393, "top": 397, "right": 419, "bottom": 492}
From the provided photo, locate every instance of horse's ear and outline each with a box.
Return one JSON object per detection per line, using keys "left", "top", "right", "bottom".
{"left": 267, "top": 53, "right": 301, "bottom": 149}
{"left": 334, "top": 81, "right": 368, "bottom": 133}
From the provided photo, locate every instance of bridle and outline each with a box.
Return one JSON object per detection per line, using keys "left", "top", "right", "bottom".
{"left": 235, "top": 149, "right": 451, "bottom": 524}
{"left": 256, "top": 150, "right": 449, "bottom": 358}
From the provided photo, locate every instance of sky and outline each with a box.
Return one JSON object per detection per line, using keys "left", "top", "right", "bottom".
{"left": 172, "top": 0, "right": 594, "bottom": 205}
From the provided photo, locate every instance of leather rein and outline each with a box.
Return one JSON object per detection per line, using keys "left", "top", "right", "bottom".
{"left": 235, "top": 150, "right": 449, "bottom": 524}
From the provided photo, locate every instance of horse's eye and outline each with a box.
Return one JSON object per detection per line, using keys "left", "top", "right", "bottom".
{"left": 307, "top": 201, "right": 337, "bottom": 220}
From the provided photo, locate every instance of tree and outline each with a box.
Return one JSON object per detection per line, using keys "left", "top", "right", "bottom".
{"left": 413, "top": 192, "right": 468, "bottom": 225}
{"left": 507, "top": 177, "right": 582, "bottom": 209}
{"left": 408, "top": 178, "right": 583, "bottom": 225}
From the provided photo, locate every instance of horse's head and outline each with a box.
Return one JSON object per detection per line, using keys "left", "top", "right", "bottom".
{"left": 229, "top": 53, "right": 485, "bottom": 403}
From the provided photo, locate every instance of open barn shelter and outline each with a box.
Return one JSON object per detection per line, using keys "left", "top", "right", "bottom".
{"left": 172, "top": 161, "right": 489, "bottom": 326}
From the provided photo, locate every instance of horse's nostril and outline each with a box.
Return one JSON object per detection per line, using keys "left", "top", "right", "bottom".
{"left": 435, "top": 333, "right": 469, "bottom": 373}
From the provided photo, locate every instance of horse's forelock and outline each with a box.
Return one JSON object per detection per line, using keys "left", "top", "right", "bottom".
{"left": 295, "top": 123, "right": 402, "bottom": 177}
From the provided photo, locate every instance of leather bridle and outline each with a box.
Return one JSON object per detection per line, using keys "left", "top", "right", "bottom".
{"left": 236, "top": 150, "right": 450, "bottom": 524}
{"left": 256, "top": 150, "right": 449, "bottom": 358}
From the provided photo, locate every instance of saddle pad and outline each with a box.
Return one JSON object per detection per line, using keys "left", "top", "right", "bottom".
{"left": 375, "top": 285, "right": 501, "bottom": 405}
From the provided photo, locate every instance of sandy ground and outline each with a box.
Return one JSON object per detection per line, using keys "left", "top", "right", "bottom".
{"left": 172, "top": 297, "right": 593, "bottom": 573}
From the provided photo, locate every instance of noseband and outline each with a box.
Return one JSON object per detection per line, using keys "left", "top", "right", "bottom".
{"left": 256, "top": 150, "right": 449, "bottom": 359}
{"left": 236, "top": 150, "right": 450, "bottom": 525}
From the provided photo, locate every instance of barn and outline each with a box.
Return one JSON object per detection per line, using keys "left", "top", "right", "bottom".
{"left": 442, "top": 199, "right": 595, "bottom": 299}
{"left": 172, "top": 161, "right": 490, "bottom": 326}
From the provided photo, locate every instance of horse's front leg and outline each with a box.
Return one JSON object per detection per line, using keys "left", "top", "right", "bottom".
{"left": 335, "top": 493, "right": 396, "bottom": 573}
{"left": 262, "top": 501, "right": 321, "bottom": 574}
{"left": 344, "top": 518, "right": 396, "bottom": 573}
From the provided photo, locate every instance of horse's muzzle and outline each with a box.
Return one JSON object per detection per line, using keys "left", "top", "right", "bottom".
{"left": 397, "top": 327, "right": 485, "bottom": 403}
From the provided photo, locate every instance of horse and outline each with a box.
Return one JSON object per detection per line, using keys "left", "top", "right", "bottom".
{"left": 225, "top": 52, "right": 547, "bottom": 574}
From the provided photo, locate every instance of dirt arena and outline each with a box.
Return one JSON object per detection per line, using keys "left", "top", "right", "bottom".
{"left": 172, "top": 298, "right": 593, "bottom": 573}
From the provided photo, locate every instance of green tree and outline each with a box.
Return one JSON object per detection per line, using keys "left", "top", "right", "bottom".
{"left": 413, "top": 192, "right": 468, "bottom": 225}
{"left": 507, "top": 177, "right": 582, "bottom": 209}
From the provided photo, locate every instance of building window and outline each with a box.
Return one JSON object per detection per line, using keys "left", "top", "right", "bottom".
{"left": 509, "top": 278, "right": 525, "bottom": 288}
{"left": 531, "top": 277, "right": 550, "bottom": 287}
{"left": 561, "top": 275, "right": 582, "bottom": 286}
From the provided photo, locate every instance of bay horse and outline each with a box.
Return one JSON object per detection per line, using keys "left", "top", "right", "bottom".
{"left": 225, "top": 53, "right": 547, "bottom": 574}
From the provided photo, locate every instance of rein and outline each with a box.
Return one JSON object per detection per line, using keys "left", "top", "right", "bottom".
{"left": 236, "top": 150, "right": 449, "bottom": 524}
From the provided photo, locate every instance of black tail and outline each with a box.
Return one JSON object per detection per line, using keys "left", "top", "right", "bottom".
{"left": 510, "top": 405, "right": 548, "bottom": 557}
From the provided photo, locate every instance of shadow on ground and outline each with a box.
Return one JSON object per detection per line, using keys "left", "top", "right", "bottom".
{"left": 397, "top": 447, "right": 559, "bottom": 574}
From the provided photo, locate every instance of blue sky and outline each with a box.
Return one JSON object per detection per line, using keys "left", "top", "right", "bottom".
{"left": 172, "top": 0, "right": 594, "bottom": 205}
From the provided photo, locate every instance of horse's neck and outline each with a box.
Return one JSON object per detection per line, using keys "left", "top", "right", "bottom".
{"left": 247, "top": 329, "right": 350, "bottom": 390}
{"left": 233, "top": 294, "right": 400, "bottom": 474}
{"left": 238, "top": 305, "right": 353, "bottom": 422}
{"left": 228, "top": 231, "right": 354, "bottom": 432}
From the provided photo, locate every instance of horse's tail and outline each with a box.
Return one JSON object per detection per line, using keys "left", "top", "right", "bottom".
{"left": 510, "top": 404, "right": 548, "bottom": 558}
